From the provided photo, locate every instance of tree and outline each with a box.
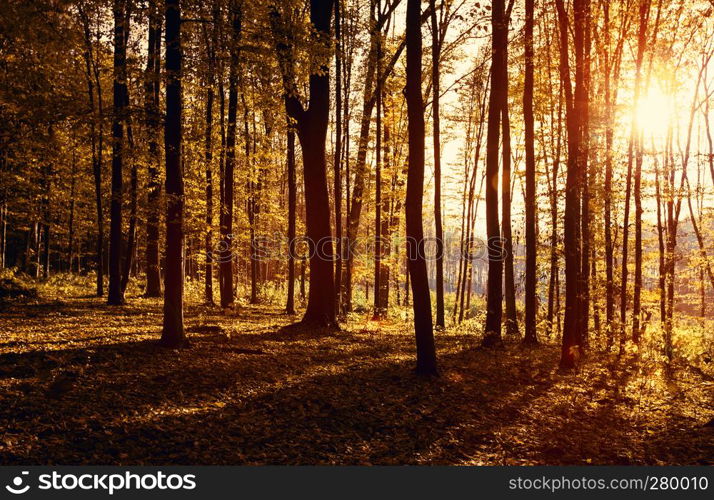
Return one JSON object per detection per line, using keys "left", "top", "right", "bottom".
{"left": 161, "top": 0, "right": 186, "bottom": 346}
{"left": 555, "top": 0, "right": 587, "bottom": 369}
{"left": 272, "top": 0, "right": 338, "bottom": 327}
{"left": 200, "top": 0, "right": 220, "bottom": 305}
{"left": 219, "top": 1, "right": 241, "bottom": 310}
{"left": 523, "top": 0, "right": 537, "bottom": 345}
{"left": 334, "top": 0, "right": 344, "bottom": 315}
{"left": 145, "top": 0, "right": 163, "bottom": 298}
{"left": 78, "top": 2, "right": 106, "bottom": 297}
{"left": 430, "top": 0, "right": 444, "bottom": 329}
{"left": 483, "top": 0, "right": 506, "bottom": 345}
{"left": 108, "top": 0, "right": 128, "bottom": 305}
{"left": 405, "top": 0, "right": 437, "bottom": 375}
{"left": 286, "top": 127, "right": 297, "bottom": 315}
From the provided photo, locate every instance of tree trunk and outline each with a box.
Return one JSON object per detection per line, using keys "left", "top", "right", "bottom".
{"left": 145, "top": 0, "right": 162, "bottom": 298}
{"left": 67, "top": 152, "right": 77, "bottom": 272}
{"left": 430, "top": 0, "right": 445, "bottom": 329}
{"left": 483, "top": 0, "right": 506, "bottom": 345}
{"left": 373, "top": 0, "right": 384, "bottom": 319}
{"left": 334, "top": 0, "right": 343, "bottom": 315}
{"left": 502, "top": 100, "right": 519, "bottom": 337}
{"left": 219, "top": 4, "right": 241, "bottom": 309}
{"left": 277, "top": 0, "right": 337, "bottom": 327}
{"left": 556, "top": 0, "right": 583, "bottom": 368}
{"left": 286, "top": 129, "right": 296, "bottom": 314}
{"left": 522, "top": 0, "right": 537, "bottom": 344}
{"left": 202, "top": 2, "right": 219, "bottom": 305}
{"left": 161, "top": 0, "right": 186, "bottom": 346}
{"left": 79, "top": 4, "right": 105, "bottom": 296}
{"left": 406, "top": 0, "right": 437, "bottom": 375}
{"left": 108, "top": 0, "right": 128, "bottom": 305}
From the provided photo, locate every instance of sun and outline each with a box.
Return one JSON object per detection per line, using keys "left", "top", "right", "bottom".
{"left": 635, "top": 86, "right": 671, "bottom": 139}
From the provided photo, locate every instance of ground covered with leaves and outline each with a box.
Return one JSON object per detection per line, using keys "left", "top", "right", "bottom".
{"left": 0, "top": 282, "right": 712, "bottom": 465}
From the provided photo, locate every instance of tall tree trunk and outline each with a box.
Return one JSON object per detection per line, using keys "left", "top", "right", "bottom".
{"left": 631, "top": 0, "right": 652, "bottom": 345}
{"left": 334, "top": 0, "right": 343, "bottom": 315}
{"left": 79, "top": 4, "right": 105, "bottom": 296}
{"left": 67, "top": 151, "right": 77, "bottom": 272}
{"left": 243, "top": 91, "right": 259, "bottom": 304}
{"left": 344, "top": 2, "right": 425, "bottom": 311}
{"left": 430, "top": 0, "right": 445, "bottom": 328}
{"left": 579, "top": 2, "right": 591, "bottom": 346}
{"left": 161, "top": 0, "right": 186, "bottom": 346}
{"left": 220, "top": 3, "right": 241, "bottom": 309}
{"left": 556, "top": 0, "right": 584, "bottom": 368}
{"left": 121, "top": 135, "right": 137, "bottom": 294}
{"left": 483, "top": 0, "right": 506, "bottom": 345}
{"left": 41, "top": 162, "right": 51, "bottom": 280}
{"left": 108, "top": 0, "right": 127, "bottom": 305}
{"left": 145, "top": 0, "right": 162, "bottom": 297}
{"left": 373, "top": 0, "right": 384, "bottom": 319}
{"left": 502, "top": 100, "right": 519, "bottom": 337}
{"left": 276, "top": 0, "right": 337, "bottom": 326}
{"left": 406, "top": 0, "right": 437, "bottom": 375}
{"left": 202, "top": 2, "right": 219, "bottom": 305}
{"left": 286, "top": 128, "right": 296, "bottom": 314}
{"left": 522, "top": 0, "right": 537, "bottom": 344}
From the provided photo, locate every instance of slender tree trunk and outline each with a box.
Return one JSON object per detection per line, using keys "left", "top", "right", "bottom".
{"left": 579, "top": 3, "right": 591, "bottom": 346}
{"left": 286, "top": 129, "right": 296, "bottom": 314}
{"left": 483, "top": 0, "right": 506, "bottom": 345}
{"left": 121, "top": 139, "right": 137, "bottom": 294}
{"left": 556, "top": 0, "right": 584, "bottom": 368}
{"left": 523, "top": 0, "right": 537, "bottom": 344}
{"left": 145, "top": 0, "right": 162, "bottom": 297}
{"left": 79, "top": 5, "right": 105, "bottom": 296}
{"left": 334, "top": 0, "right": 343, "bottom": 315}
{"left": 108, "top": 0, "right": 127, "bottom": 305}
{"left": 67, "top": 152, "right": 77, "bottom": 272}
{"left": 632, "top": 0, "right": 652, "bottom": 344}
{"left": 373, "top": 0, "right": 384, "bottom": 319}
{"left": 41, "top": 162, "right": 51, "bottom": 280}
{"left": 202, "top": 3, "right": 218, "bottom": 305}
{"left": 430, "top": 0, "right": 445, "bottom": 328}
{"left": 243, "top": 91, "right": 259, "bottom": 304}
{"left": 161, "top": 0, "right": 186, "bottom": 346}
{"left": 502, "top": 101, "right": 519, "bottom": 337}
{"left": 220, "top": 4, "right": 241, "bottom": 309}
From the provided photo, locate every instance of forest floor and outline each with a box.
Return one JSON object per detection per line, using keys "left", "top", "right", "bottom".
{"left": 0, "top": 280, "right": 712, "bottom": 465}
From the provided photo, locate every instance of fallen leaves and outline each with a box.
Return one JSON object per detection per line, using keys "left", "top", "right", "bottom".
{"left": 0, "top": 292, "right": 711, "bottom": 465}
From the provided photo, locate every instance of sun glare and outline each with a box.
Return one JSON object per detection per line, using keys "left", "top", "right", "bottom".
{"left": 635, "top": 87, "right": 671, "bottom": 139}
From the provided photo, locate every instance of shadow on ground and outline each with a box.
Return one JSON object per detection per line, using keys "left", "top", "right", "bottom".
{"left": 0, "top": 296, "right": 711, "bottom": 465}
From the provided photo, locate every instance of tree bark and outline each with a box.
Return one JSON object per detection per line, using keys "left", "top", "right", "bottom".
{"left": 286, "top": 128, "right": 296, "bottom": 314}
{"left": 522, "top": 0, "right": 537, "bottom": 344}
{"left": 483, "top": 0, "right": 506, "bottom": 345}
{"left": 108, "top": 0, "right": 128, "bottom": 305}
{"left": 334, "top": 0, "right": 343, "bottom": 315}
{"left": 430, "top": 0, "right": 445, "bottom": 328}
{"left": 555, "top": 0, "right": 584, "bottom": 368}
{"left": 161, "top": 0, "right": 187, "bottom": 346}
{"left": 406, "top": 0, "right": 437, "bottom": 375}
{"left": 145, "top": 0, "right": 162, "bottom": 297}
{"left": 219, "top": 3, "right": 241, "bottom": 309}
